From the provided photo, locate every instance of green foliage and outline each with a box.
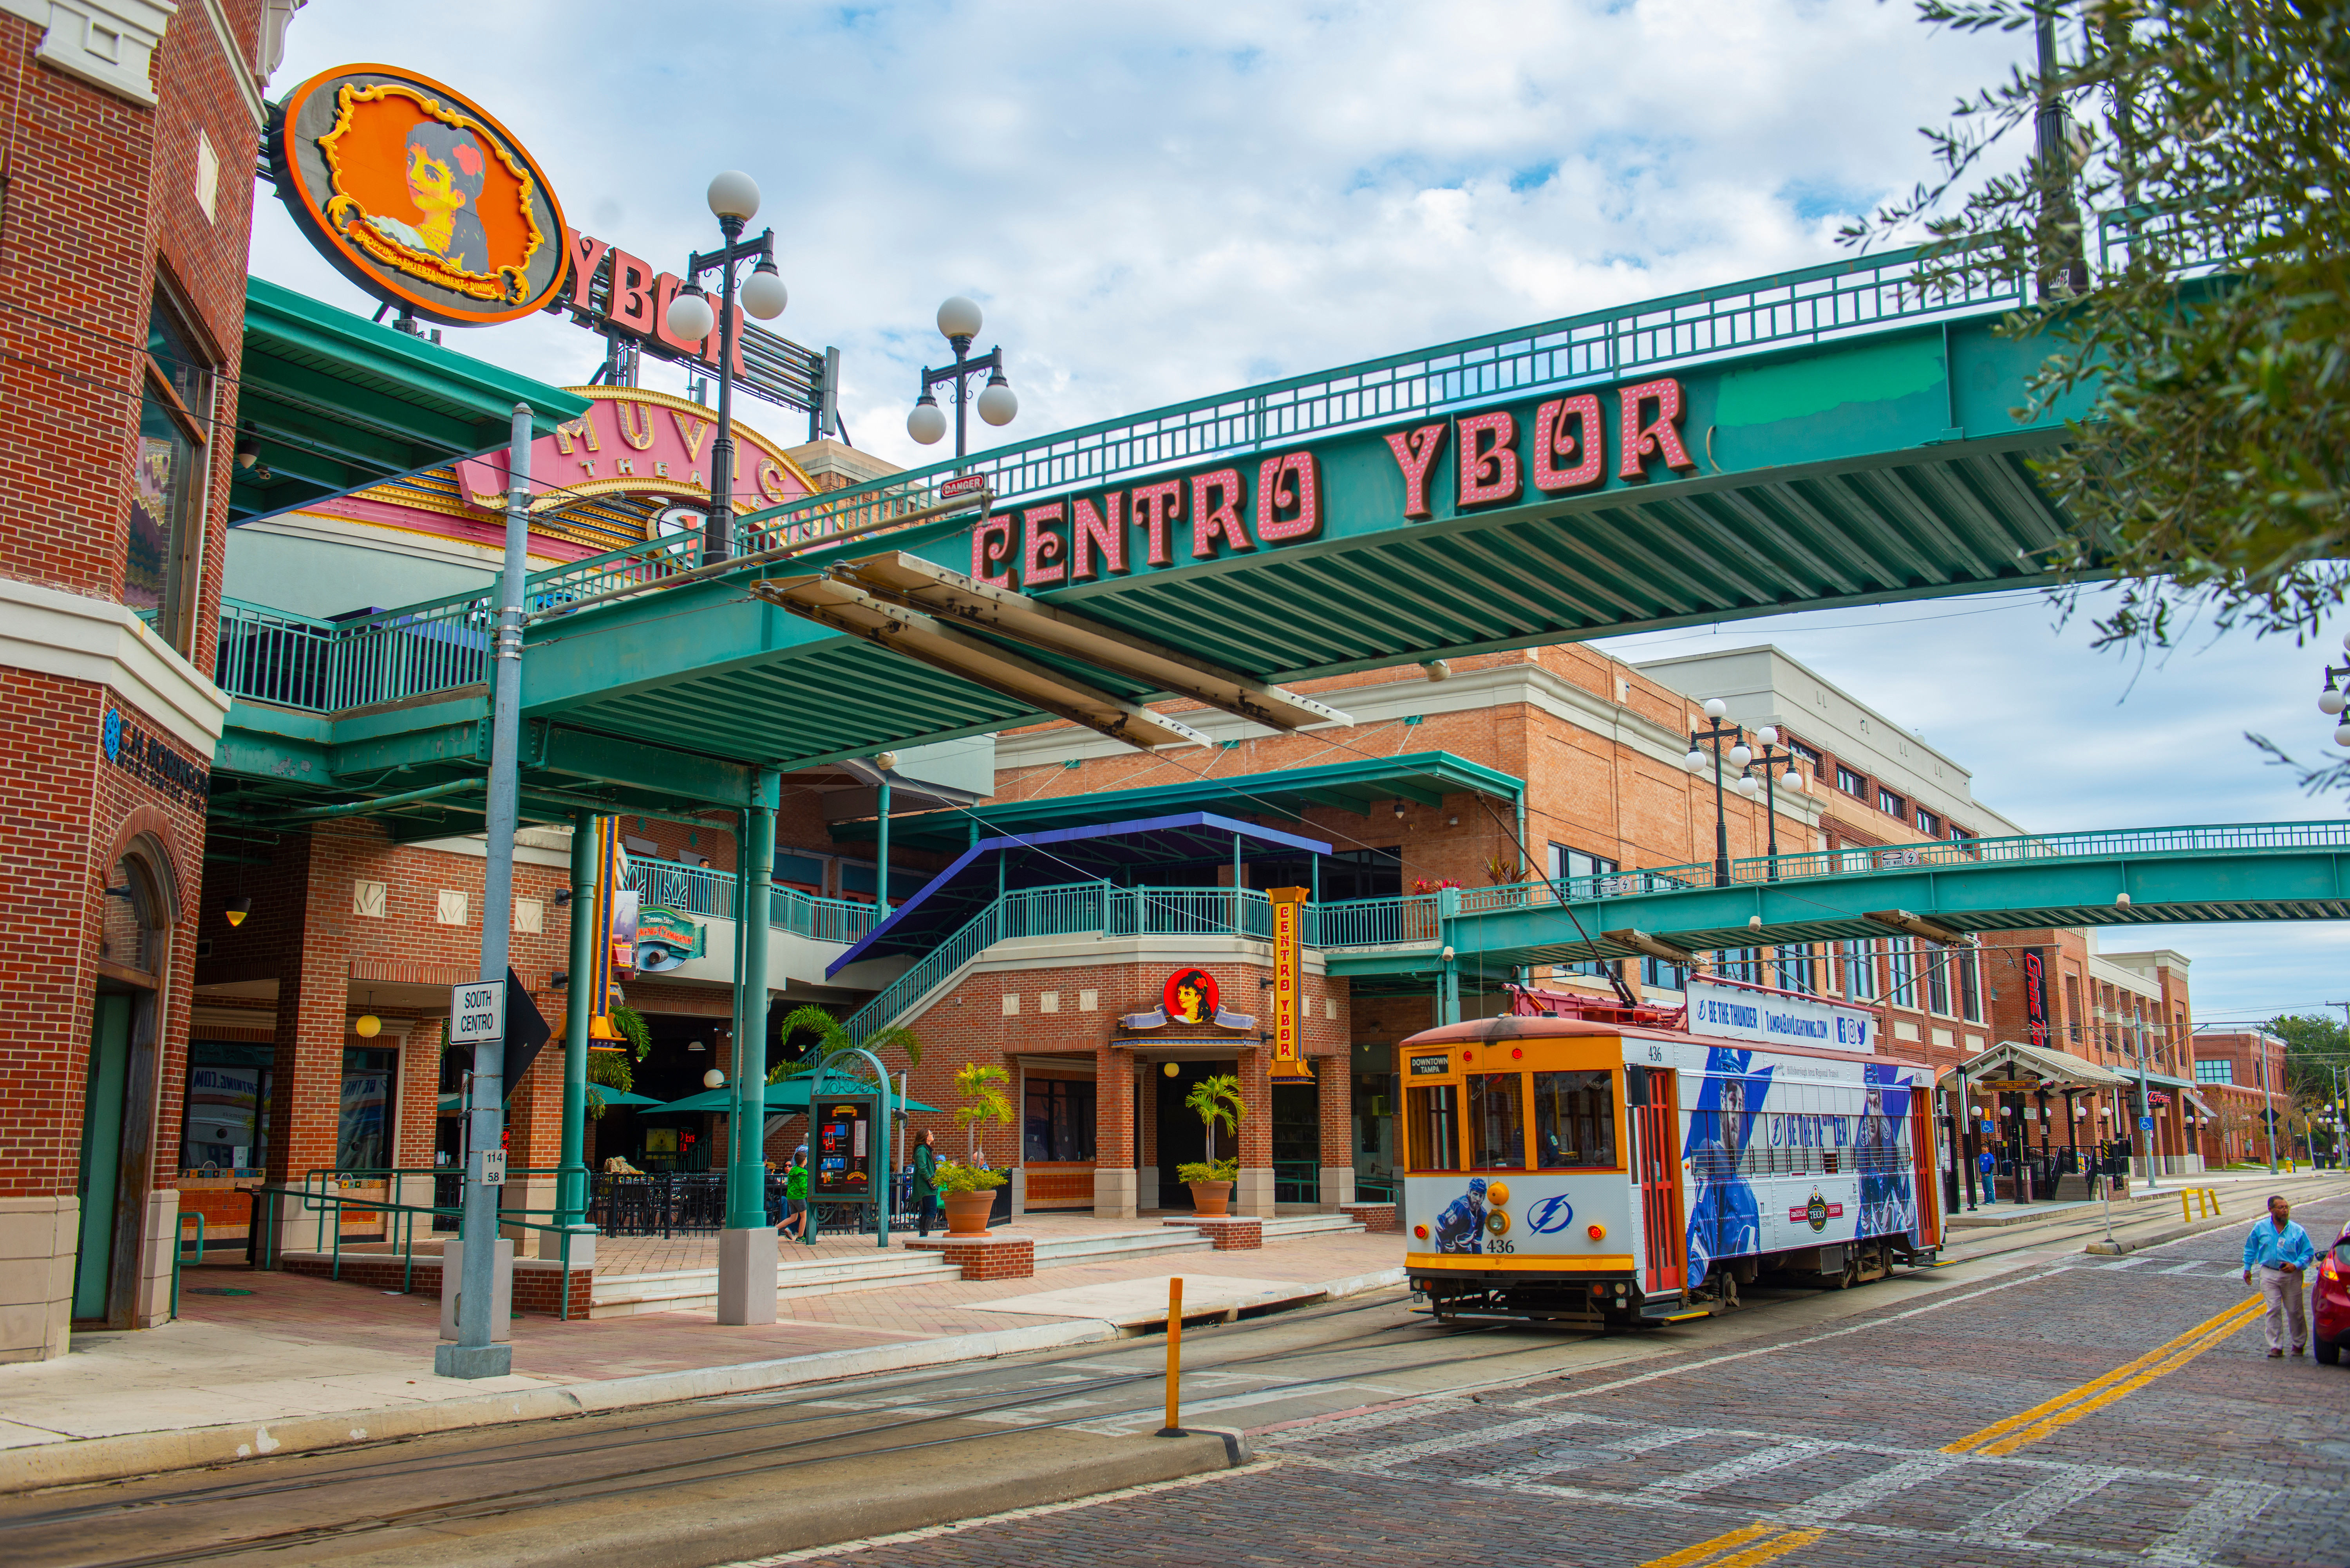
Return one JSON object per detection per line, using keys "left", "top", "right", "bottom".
{"left": 1183, "top": 1073, "right": 1245, "bottom": 1163}
{"left": 933, "top": 1159, "right": 1010, "bottom": 1193}
{"left": 766, "top": 1003, "right": 922, "bottom": 1084}
{"left": 585, "top": 1001, "right": 653, "bottom": 1116}
{"left": 1176, "top": 1158, "right": 1237, "bottom": 1185}
{"left": 952, "top": 1062, "right": 1014, "bottom": 1159}
{"left": 1850, "top": 1, "right": 2350, "bottom": 650}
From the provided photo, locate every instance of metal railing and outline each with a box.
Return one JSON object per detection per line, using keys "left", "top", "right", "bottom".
{"left": 622, "top": 859, "right": 879, "bottom": 946}
{"left": 214, "top": 592, "right": 495, "bottom": 712}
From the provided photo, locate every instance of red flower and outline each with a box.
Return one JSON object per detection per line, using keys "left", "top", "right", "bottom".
{"left": 453, "top": 141, "right": 484, "bottom": 177}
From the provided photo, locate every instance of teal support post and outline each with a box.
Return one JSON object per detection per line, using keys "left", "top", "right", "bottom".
{"left": 1438, "top": 885, "right": 1461, "bottom": 1025}
{"left": 876, "top": 778, "right": 891, "bottom": 914}
{"left": 555, "top": 811, "right": 597, "bottom": 1233}
{"left": 729, "top": 769, "right": 778, "bottom": 1229}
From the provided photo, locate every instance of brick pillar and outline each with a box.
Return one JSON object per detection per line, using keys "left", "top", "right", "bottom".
{"left": 264, "top": 831, "right": 350, "bottom": 1254}
{"left": 1316, "top": 1054, "right": 1354, "bottom": 1211}
{"left": 1134, "top": 1059, "right": 1159, "bottom": 1211}
{"left": 1236, "top": 1045, "right": 1274, "bottom": 1218}
{"left": 1093, "top": 1043, "right": 1136, "bottom": 1218}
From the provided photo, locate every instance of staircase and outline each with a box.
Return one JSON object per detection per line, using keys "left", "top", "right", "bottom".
{"left": 589, "top": 1248, "right": 958, "bottom": 1319}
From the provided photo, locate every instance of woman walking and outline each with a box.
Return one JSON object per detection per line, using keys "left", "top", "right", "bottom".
{"left": 911, "top": 1128, "right": 940, "bottom": 1237}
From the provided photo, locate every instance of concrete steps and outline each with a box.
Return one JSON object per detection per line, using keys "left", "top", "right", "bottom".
{"left": 589, "top": 1250, "right": 960, "bottom": 1319}
{"left": 1032, "top": 1228, "right": 1215, "bottom": 1266}
{"left": 1259, "top": 1214, "right": 1367, "bottom": 1239}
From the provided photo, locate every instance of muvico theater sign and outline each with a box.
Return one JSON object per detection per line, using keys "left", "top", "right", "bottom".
{"left": 958, "top": 374, "right": 1704, "bottom": 593}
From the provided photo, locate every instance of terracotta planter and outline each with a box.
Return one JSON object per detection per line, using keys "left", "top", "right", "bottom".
{"left": 942, "top": 1190, "right": 995, "bottom": 1235}
{"left": 1188, "top": 1180, "right": 1233, "bottom": 1217}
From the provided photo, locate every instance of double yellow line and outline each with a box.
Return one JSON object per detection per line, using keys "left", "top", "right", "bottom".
{"left": 1940, "top": 1293, "right": 2263, "bottom": 1458}
{"left": 1639, "top": 1293, "right": 2263, "bottom": 1567}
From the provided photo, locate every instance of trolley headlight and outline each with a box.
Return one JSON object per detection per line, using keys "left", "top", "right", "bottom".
{"left": 1487, "top": 1181, "right": 1509, "bottom": 1207}
{"left": 1486, "top": 1210, "right": 1510, "bottom": 1237}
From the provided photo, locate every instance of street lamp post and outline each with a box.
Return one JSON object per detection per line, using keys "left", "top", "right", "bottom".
{"left": 1730, "top": 726, "right": 1807, "bottom": 878}
{"left": 907, "top": 296, "right": 1017, "bottom": 461}
{"left": 663, "top": 172, "right": 792, "bottom": 565}
{"left": 1681, "top": 699, "right": 1744, "bottom": 889}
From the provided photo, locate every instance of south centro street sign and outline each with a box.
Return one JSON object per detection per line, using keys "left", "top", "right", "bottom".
{"left": 1687, "top": 974, "right": 1877, "bottom": 1054}
{"left": 951, "top": 372, "right": 1711, "bottom": 594}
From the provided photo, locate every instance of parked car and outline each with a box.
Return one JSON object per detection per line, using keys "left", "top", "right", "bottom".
{"left": 2316, "top": 1223, "right": 2350, "bottom": 1366}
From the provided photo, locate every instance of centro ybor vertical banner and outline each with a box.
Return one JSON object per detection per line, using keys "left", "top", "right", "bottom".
{"left": 1268, "top": 887, "right": 1312, "bottom": 1080}
{"left": 585, "top": 816, "right": 636, "bottom": 1044}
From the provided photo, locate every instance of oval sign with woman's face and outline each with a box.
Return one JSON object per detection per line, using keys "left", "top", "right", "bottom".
{"left": 269, "top": 64, "right": 570, "bottom": 327}
{"left": 1163, "top": 968, "right": 1220, "bottom": 1025}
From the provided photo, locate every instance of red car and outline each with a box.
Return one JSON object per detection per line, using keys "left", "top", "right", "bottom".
{"left": 2317, "top": 1223, "right": 2350, "bottom": 1366}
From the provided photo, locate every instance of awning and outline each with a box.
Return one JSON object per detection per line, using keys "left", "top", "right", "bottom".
{"left": 2184, "top": 1087, "right": 2218, "bottom": 1118}
{"left": 1947, "top": 1039, "right": 2130, "bottom": 1089}
{"left": 642, "top": 1079, "right": 941, "bottom": 1116}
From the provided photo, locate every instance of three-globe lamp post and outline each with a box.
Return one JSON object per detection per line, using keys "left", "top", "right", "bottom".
{"left": 907, "top": 296, "right": 1017, "bottom": 460}
{"left": 663, "top": 172, "right": 792, "bottom": 565}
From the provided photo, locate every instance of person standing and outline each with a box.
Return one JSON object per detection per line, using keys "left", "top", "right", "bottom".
{"left": 2242, "top": 1193, "right": 2317, "bottom": 1358}
{"left": 911, "top": 1128, "right": 940, "bottom": 1238}
{"left": 782, "top": 1147, "right": 811, "bottom": 1245}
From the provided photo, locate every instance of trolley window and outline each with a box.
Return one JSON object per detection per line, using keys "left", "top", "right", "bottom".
{"left": 1532, "top": 1069, "right": 1618, "bottom": 1169}
{"left": 1466, "top": 1073, "right": 1525, "bottom": 1169}
{"left": 1406, "top": 1084, "right": 1460, "bottom": 1171}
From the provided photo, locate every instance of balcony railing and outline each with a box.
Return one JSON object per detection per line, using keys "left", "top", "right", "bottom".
{"left": 622, "top": 858, "right": 879, "bottom": 947}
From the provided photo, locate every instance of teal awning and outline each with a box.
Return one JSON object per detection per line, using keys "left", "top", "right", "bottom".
{"left": 641, "top": 1078, "right": 940, "bottom": 1116}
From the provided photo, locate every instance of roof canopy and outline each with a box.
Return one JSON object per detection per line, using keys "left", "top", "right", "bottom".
{"left": 1949, "top": 1039, "right": 2129, "bottom": 1089}
{"left": 832, "top": 751, "right": 1522, "bottom": 855}
{"left": 828, "top": 811, "right": 1334, "bottom": 971}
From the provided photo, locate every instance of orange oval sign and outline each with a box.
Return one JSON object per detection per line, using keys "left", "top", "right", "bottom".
{"left": 269, "top": 63, "right": 569, "bottom": 328}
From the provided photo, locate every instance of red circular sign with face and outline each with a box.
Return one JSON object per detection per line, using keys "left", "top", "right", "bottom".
{"left": 1163, "top": 968, "right": 1220, "bottom": 1025}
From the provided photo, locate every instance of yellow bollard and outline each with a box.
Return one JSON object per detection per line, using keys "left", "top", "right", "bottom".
{"left": 2181, "top": 1191, "right": 2192, "bottom": 1224}
{"left": 1159, "top": 1276, "right": 1184, "bottom": 1436}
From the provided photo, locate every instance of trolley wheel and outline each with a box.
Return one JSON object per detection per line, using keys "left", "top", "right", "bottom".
{"left": 1831, "top": 1252, "right": 1860, "bottom": 1290}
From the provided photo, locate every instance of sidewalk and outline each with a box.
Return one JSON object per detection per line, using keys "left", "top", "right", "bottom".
{"left": 0, "top": 1220, "right": 1403, "bottom": 1490}
{"left": 1943, "top": 1168, "right": 2350, "bottom": 1262}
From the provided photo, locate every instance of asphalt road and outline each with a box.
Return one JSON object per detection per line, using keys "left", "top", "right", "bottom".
{"left": 759, "top": 1188, "right": 2350, "bottom": 1568}
{"left": 7, "top": 1189, "right": 2345, "bottom": 1568}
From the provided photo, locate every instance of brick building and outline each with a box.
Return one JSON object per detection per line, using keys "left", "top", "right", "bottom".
{"left": 0, "top": 0, "right": 305, "bottom": 1362}
{"left": 2187, "top": 1027, "right": 2292, "bottom": 1167}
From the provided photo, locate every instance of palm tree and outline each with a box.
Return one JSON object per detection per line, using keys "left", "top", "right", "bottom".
{"left": 766, "top": 1003, "right": 920, "bottom": 1085}
{"left": 1183, "top": 1073, "right": 1244, "bottom": 1164}
{"left": 952, "top": 1063, "right": 1014, "bottom": 1161}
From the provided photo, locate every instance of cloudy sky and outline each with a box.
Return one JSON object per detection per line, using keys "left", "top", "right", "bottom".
{"left": 256, "top": 0, "right": 2347, "bottom": 1021}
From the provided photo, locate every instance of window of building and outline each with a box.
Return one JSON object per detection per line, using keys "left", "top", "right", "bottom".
{"left": 1774, "top": 943, "right": 1816, "bottom": 994}
{"left": 1407, "top": 1082, "right": 1459, "bottom": 1170}
{"left": 1837, "top": 766, "right": 1868, "bottom": 798}
{"left": 2063, "top": 974, "right": 2086, "bottom": 1051}
{"left": 2195, "top": 1059, "right": 2234, "bottom": 1084}
{"left": 1840, "top": 938, "right": 1877, "bottom": 1001}
{"left": 1949, "top": 825, "right": 1975, "bottom": 842}
{"left": 1467, "top": 1073, "right": 1526, "bottom": 1169}
{"left": 1641, "top": 953, "right": 1688, "bottom": 992}
{"left": 1719, "top": 947, "right": 1763, "bottom": 985}
{"left": 182, "top": 1041, "right": 271, "bottom": 1173}
{"left": 131, "top": 287, "right": 214, "bottom": 658}
{"left": 338, "top": 1046, "right": 397, "bottom": 1171}
{"left": 1885, "top": 937, "right": 1916, "bottom": 1006}
{"left": 1786, "top": 740, "right": 1822, "bottom": 774}
{"left": 1877, "top": 787, "right": 1907, "bottom": 820}
{"left": 1957, "top": 948, "right": 1983, "bottom": 1023}
{"left": 1532, "top": 1070, "right": 1618, "bottom": 1168}
{"left": 1023, "top": 1078, "right": 1095, "bottom": 1162}
{"left": 1548, "top": 844, "right": 1619, "bottom": 886}
{"left": 1915, "top": 808, "right": 1942, "bottom": 836}
{"left": 1556, "top": 956, "right": 1617, "bottom": 980}
{"left": 1925, "top": 944, "right": 1950, "bottom": 1015}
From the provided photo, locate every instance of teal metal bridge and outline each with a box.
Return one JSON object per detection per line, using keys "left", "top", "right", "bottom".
{"left": 831, "top": 822, "right": 2350, "bottom": 1033}
{"left": 211, "top": 242, "right": 2089, "bottom": 833}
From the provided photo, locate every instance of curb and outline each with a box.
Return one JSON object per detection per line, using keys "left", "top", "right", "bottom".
{"left": 0, "top": 1268, "right": 1408, "bottom": 1495}
{"left": 0, "top": 1318, "right": 1120, "bottom": 1495}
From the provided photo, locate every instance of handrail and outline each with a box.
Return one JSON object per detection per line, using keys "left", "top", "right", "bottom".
{"left": 623, "top": 859, "right": 879, "bottom": 945}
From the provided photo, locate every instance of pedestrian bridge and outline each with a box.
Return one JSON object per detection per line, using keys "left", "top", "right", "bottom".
{"left": 835, "top": 822, "right": 2350, "bottom": 1031}
{"left": 211, "top": 244, "right": 2086, "bottom": 831}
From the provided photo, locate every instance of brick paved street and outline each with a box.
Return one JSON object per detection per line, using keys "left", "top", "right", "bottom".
{"left": 784, "top": 1190, "right": 2350, "bottom": 1568}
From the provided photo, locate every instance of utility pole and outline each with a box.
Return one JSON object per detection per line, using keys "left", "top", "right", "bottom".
{"left": 2254, "top": 1026, "right": 2280, "bottom": 1176}
{"left": 437, "top": 403, "right": 533, "bottom": 1380}
{"left": 2131, "top": 1014, "right": 2159, "bottom": 1191}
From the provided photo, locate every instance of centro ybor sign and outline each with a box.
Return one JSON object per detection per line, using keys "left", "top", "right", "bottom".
{"left": 1688, "top": 974, "right": 1876, "bottom": 1053}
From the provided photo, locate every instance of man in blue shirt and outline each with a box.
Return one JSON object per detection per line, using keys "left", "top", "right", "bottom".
{"left": 2242, "top": 1193, "right": 2318, "bottom": 1357}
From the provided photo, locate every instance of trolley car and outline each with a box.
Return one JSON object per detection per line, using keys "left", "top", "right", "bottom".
{"left": 1397, "top": 1012, "right": 1941, "bottom": 1326}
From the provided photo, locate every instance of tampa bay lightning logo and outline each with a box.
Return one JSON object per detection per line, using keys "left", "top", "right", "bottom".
{"left": 101, "top": 707, "right": 121, "bottom": 762}
{"left": 1527, "top": 1194, "right": 1576, "bottom": 1234}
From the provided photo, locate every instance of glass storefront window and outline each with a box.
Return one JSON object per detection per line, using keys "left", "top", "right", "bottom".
{"left": 129, "top": 291, "right": 212, "bottom": 654}
{"left": 339, "top": 1047, "right": 397, "bottom": 1171}
{"left": 1532, "top": 1070, "right": 1618, "bottom": 1169}
{"left": 1022, "top": 1078, "right": 1095, "bottom": 1162}
{"left": 1466, "top": 1073, "right": 1525, "bottom": 1169}
{"left": 182, "top": 1042, "right": 273, "bottom": 1173}
{"left": 1406, "top": 1083, "right": 1459, "bottom": 1171}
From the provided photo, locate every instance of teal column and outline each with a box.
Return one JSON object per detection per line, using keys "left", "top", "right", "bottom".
{"left": 556, "top": 811, "right": 597, "bottom": 1230}
{"left": 728, "top": 769, "right": 779, "bottom": 1229}
{"left": 876, "top": 779, "right": 891, "bottom": 913}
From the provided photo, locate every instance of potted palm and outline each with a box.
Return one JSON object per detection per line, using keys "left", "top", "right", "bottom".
{"left": 1181, "top": 1074, "right": 1245, "bottom": 1215}
{"left": 952, "top": 1061, "right": 1017, "bottom": 1224}
{"left": 935, "top": 1159, "right": 1010, "bottom": 1234}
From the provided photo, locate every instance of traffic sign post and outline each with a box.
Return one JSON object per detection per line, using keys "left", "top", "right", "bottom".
{"left": 450, "top": 980, "right": 507, "bottom": 1047}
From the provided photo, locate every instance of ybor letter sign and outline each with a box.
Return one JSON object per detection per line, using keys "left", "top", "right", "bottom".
{"left": 962, "top": 374, "right": 1697, "bottom": 593}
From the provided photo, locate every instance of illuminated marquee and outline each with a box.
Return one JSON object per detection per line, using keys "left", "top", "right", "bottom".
{"left": 965, "top": 374, "right": 1695, "bottom": 592}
